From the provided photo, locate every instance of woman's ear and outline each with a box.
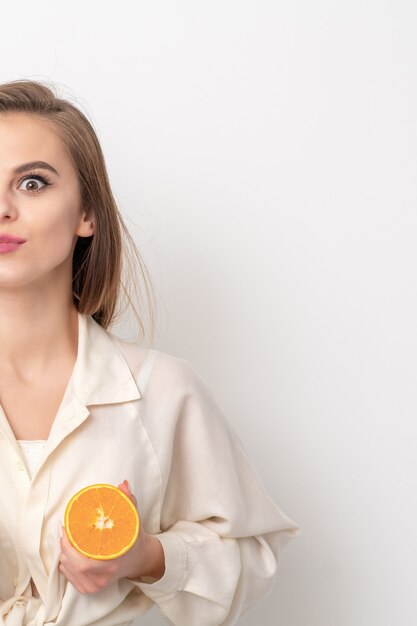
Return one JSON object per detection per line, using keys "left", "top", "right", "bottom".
{"left": 76, "top": 210, "right": 95, "bottom": 238}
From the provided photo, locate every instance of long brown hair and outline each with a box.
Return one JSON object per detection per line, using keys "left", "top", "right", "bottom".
{"left": 0, "top": 79, "right": 155, "bottom": 340}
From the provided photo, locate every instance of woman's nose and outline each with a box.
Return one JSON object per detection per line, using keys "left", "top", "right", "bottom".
{"left": 0, "top": 191, "right": 18, "bottom": 221}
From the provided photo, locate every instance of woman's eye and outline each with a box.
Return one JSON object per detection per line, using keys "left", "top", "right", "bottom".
{"left": 18, "top": 175, "right": 49, "bottom": 193}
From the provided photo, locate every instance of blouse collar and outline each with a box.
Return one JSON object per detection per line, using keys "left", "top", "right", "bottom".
{"left": 72, "top": 312, "right": 141, "bottom": 406}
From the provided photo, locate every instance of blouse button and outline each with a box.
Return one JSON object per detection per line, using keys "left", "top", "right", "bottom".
{"left": 16, "top": 460, "right": 25, "bottom": 471}
{"left": 13, "top": 577, "right": 18, "bottom": 586}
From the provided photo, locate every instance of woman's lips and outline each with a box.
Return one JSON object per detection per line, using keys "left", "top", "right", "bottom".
{"left": 0, "top": 233, "right": 27, "bottom": 253}
{"left": 0, "top": 233, "right": 27, "bottom": 244}
{"left": 0, "top": 241, "right": 26, "bottom": 253}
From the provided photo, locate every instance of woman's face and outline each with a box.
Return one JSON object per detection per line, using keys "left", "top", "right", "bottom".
{"left": 0, "top": 112, "right": 93, "bottom": 290}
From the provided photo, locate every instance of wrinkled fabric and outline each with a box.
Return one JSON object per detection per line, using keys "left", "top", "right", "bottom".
{"left": 0, "top": 313, "right": 299, "bottom": 625}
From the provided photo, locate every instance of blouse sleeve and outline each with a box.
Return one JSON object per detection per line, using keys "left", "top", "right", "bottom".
{"left": 128, "top": 357, "right": 299, "bottom": 626}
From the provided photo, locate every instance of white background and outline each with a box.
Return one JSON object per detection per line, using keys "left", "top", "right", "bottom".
{"left": 1, "top": 1, "right": 416, "bottom": 625}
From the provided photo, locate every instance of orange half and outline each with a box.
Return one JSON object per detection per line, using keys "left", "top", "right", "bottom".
{"left": 64, "top": 483, "right": 140, "bottom": 560}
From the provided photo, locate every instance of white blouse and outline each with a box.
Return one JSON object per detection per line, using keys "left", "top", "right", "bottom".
{"left": 0, "top": 313, "right": 299, "bottom": 626}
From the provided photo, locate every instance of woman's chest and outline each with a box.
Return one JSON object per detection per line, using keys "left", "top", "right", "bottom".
{"left": 0, "top": 375, "right": 70, "bottom": 440}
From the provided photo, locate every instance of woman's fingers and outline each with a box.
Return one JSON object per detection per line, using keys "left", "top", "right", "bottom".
{"left": 59, "top": 533, "right": 114, "bottom": 593}
{"left": 118, "top": 481, "right": 130, "bottom": 497}
{"left": 58, "top": 561, "right": 88, "bottom": 594}
{"left": 118, "top": 480, "right": 138, "bottom": 507}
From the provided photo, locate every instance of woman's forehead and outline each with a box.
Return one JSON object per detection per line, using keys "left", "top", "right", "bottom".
{"left": 0, "top": 113, "right": 71, "bottom": 172}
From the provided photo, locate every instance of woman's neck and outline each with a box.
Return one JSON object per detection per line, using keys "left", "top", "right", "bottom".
{"left": 0, "top": 294, "right": 79, "bottom": 378}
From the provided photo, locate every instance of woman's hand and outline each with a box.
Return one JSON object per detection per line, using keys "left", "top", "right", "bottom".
{"left": 58, "top": 480, "right": 165, "bottom": 594}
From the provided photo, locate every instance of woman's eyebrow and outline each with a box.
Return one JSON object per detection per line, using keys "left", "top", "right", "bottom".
{"left": 13, "top": 160, "right": 60, "bottom": 176}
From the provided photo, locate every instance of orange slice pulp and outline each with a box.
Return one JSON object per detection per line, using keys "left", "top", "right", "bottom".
{"left": 64, "top": 483, "right": 140, "bottom": 560}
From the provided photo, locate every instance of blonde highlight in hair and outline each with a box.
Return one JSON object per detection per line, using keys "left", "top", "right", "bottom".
{"left": 0, "top": 79, "right": 156, "bottom": 341}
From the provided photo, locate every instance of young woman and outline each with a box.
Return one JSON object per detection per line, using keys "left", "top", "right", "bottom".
{"left": 0, "top": 79, "right": 299, "bottom": 626}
